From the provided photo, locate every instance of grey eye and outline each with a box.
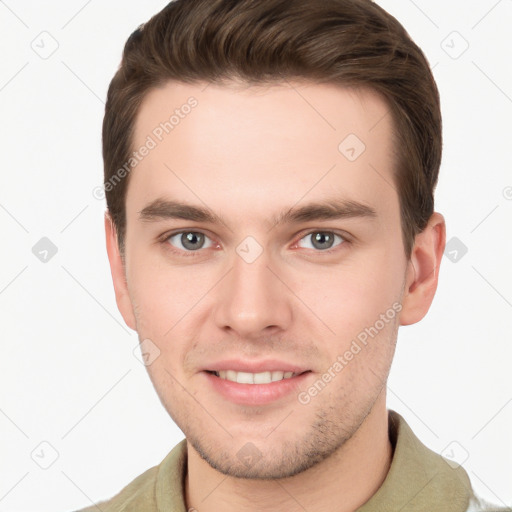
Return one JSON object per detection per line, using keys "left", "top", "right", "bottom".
{"left": 167, "top": 232, "right": 213, "bottom": 251}
{"left": 297, "top": 232, "right": 344, "bottom": 251}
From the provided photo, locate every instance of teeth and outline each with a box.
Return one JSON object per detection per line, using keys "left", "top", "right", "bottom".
{"left": 271, "top": 371, "right": 284, "bottom": 382}
{"left": 236, "top": 371, "right": 254, "bottom": 384}
{"left": 214, "top": 370, "right": 298, "bottom": 384}
{"left": 254, "top": 371, "right": 271, "bottom": 384}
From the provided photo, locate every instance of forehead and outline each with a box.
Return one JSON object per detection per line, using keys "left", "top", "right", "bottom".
{"left": 128, "top": 80, "right": 398, "bottom": 227}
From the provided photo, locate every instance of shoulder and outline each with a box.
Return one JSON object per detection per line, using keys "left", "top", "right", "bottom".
{"left": 71, "top": 439, "right": 188, "bottom": 512}
{"left": 73, "top": 464, "right": 159, "bottom": 512}
{"left": 465, "top": 493, "right": 512, "bottom": 512}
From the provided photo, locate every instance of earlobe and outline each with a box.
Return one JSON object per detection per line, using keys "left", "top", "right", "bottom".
{"left": 399, "top": 212, "right": 446, "bottom": 326}
{"left": 104, "top": 213, "right": 137, "bottom": 331}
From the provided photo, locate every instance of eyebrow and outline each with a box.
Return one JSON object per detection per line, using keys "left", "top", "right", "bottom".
{"left": 138, "top": 198, "right": 377, "bottom": 229}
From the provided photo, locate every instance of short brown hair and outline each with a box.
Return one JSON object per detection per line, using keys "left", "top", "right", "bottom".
{"left": 102, "top": 0, "right": 441, "bottom": 259}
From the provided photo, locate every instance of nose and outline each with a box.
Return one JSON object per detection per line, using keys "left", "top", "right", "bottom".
{"left": 213, "top": 249, "right": 293, "bottom": 340}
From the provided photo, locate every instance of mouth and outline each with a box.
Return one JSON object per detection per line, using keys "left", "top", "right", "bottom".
{"left": 206, "top": 369, "right": 303, "bottom": 384}
{"left": 203, "top": 367, "right": 312, "bottom": 405}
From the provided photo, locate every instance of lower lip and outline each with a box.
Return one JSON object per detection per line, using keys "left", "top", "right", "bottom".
{"left": 203, "top": 371, "right": 312, "bottom": 406}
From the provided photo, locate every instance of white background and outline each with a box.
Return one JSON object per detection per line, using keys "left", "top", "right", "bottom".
{"left": 0, "top": 1, "right": 511, "bottom": 511}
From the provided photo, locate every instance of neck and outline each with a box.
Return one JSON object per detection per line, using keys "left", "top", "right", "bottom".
{"left": 185, "top": 395, "right": 392, "bottom": 512}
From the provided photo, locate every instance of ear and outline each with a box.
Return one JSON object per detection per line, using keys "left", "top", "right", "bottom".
{"left": 105, "top": 213, "right": 137, "bottom": 331}
{"left": 400, "top": 212, "right": 446, "bottom": 326}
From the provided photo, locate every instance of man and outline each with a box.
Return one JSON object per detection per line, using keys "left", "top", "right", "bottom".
{"left": 77, "top": 0, "right": 509, "bottom": 510}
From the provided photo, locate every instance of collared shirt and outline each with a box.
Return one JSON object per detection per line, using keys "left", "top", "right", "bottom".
{"left": 74, "top": 409, "right": 510, "bottom": 512}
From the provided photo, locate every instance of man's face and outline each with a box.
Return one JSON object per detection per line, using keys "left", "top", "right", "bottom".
{"left": 116, "top": 80, "right": 411, "bottom": 478}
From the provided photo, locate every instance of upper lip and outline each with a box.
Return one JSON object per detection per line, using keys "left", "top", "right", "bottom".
{"left": 203, "top": 359, "right": 310, "bottom": 374}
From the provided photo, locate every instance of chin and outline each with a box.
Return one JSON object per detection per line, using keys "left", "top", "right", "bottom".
{"left": 187, "top": 423, "right": 349, "bottom": 480}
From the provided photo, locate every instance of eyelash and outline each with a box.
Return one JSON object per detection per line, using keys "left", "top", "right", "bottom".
{"left": 158, "top": 229, "right": 350, "bottom": 258}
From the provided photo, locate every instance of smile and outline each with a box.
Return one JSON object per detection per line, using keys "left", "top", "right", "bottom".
{"left": 211, "top": 370, "right": 299, "bottom": 384}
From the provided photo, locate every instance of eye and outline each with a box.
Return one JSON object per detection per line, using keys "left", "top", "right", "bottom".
{"left": 296, "top": 231, "right": 345, "bottom": 251}
{"left": 166, "top": 231, "right": 215, "bottom": 252}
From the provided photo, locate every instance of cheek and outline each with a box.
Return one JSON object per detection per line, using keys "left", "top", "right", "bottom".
{"left": 308, "top": 248, "right": 405, "bottom": 312}
{"left": 295, "top": 245, "right": 405, "bottom": 340}
{"left": 126, "top": 248, "right": 213, "bottom": 334}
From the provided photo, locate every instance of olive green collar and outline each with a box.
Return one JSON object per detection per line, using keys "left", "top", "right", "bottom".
{"left": 357, "top": 410, "right": 472, "bottom": 511}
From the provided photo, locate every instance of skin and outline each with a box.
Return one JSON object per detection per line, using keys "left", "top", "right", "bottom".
{"left": 105, "top": 80, "right": 446, "bottom": 512}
